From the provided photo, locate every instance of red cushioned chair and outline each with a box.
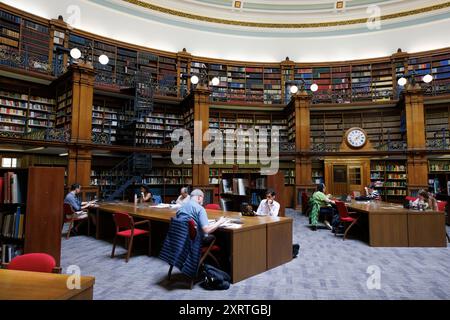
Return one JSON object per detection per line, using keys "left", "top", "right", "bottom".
{"left": 335, "top": 200, "right": 360, "bottom": 241}
{"left": 205, "top": 203, "right": 221, "bottom": 210}
{"left": 111, "top": 212, "right": 151, "bottom": 263}
{"left": 168, "top": 218, "right": 221, "bottom": 289}
{"left": 6, "top": 253, "right": 57, "bottom": 273}
{"left": 405, "top": 196, "right": 418, "bottom": 202}
{"left": 63, "top": 203, "right": 90, "bottom": 240}
{"left": 436, "top": 201, "right": 450, "bottom": 243}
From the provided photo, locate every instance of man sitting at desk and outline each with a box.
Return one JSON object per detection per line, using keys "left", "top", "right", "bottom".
{"left": 256, "top": 189, "right": 280, "bottom": 217}
{"left": 64, "top": 183, "right": 96, "bottom": 218}
{"left": 176, "top": 189, "right": 228, "bottom": 236}
{"left": 172, "top": 187, "right": 190, "bottom": 208}
{"left": 364, "top": 184, "right": 381, "bottom": 200}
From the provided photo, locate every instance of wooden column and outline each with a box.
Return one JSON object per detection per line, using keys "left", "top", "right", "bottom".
{"left": 292, "top": 91, "right": 315, "bottom": 210}
{"left": 67, "top": 148, "right": 92, "bottom": 187}
{"left": 69, "top": 63, "right": 95, "bottom": 144}
{"left": 404, "top": 85, "right": 428, "bottom": 195}
{"left": 66, "top": 63, "right": 95, "bottom": 188}
{"left": 191, "top": 86, "right": 211, "bottom": 189}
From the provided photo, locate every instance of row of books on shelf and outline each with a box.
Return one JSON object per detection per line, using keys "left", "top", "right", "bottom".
{"left": 0, "top": 173, "right": 24, "bottom": 204}
{"left": 371, "top": 164, "right": 406, "bottom": 172}
{"left": 0, "top": 244, "right": 23, "bottom": 263}
{"left": 0, "top": 207, "right": 25, "bottom": 239}
{"left": 429, "top": 162, "right": 450, "bottom": 172}
{"left": 373, "top": 181, "right": 407, "bottom": 187}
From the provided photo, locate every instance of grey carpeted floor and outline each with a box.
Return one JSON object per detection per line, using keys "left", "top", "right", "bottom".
{"left": 61, "top": 209, "right": 450, "bottom": 300}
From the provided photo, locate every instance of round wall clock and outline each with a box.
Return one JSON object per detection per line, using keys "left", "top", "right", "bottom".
{"left": 345, "top": 127, "right": 367, "bottom": 148}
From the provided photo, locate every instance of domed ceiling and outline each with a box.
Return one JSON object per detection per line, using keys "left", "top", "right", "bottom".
{"left": 4, "top": 0, "right": 450, "bottom": 62}
{"left": 116, "top": 0, "right": 450, "bottom": 32}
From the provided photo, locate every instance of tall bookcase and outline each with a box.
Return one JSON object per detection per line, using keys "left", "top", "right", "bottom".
{"left": 370, "top": 160, "right": 408, "bottom": 201}
{"left": 425, "top": 105, "right": 449, "bottom": 148}
{"left": 0, "top": 167, "right": 63, "bottom": 265}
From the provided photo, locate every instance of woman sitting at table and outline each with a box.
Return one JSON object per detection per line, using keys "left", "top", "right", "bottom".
{"left": 309, "top": 183, "right": 336, "bottom": 231}
{"left": 140, "top": 186, "right": 155, "bottom": 204}
{"left": 411, "top": 190, "right": 438, "bottom": 211}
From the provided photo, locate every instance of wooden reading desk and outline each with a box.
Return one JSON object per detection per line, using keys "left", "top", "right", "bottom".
{"left": 347, "top": 200, "right": 446, "bottom": 247}
{"left": 0, "top": 269, "right": 95, "bottom": 300}
{"left": 94, "top": 202, "right": 293, "bottom": 283}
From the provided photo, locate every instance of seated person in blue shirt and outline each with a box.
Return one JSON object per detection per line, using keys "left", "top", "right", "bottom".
{"left": 64, "top": 183, "right": 96, "bottom": 217}
{"left": 364, "top": 184, "right": 381, "bottom": 200}
{"left": 176, "top": 189, "right": 228, "bottom": 236}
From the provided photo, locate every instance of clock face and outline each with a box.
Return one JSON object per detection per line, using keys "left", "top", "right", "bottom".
{"left": 346, "top": 129, "right": 367, "bottom": 148}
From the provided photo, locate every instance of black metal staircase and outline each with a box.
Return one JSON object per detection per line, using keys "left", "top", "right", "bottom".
{"left": 99, "top": 153, "right": 152, "bottom": 200}
{"left": 117, "top": 71, "right": 155, "bottom": 147}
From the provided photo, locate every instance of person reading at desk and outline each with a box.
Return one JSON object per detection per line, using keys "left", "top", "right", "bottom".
{"left": 364, "top": 184, "right": 381, "bottom": 200}
{"left": 411, "top": 190, "right": 438, "bottom": 211}
{"left": 256, "top": 189, "right": 280, "bottom": 217}
{"left": 173, "top": 187, "right": 190, "bottom": 207}
{"left": 64, "top": 183, "right": 96, "bottom": 217}
{"left": 176, "top": 189, "right": 228, "bottom": 236}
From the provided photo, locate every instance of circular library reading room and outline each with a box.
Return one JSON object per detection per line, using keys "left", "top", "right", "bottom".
{"left": 0, "top": 0, "right": 449, "bottom": 304}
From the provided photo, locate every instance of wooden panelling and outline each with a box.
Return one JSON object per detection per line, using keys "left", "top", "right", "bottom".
{"left": 24, "top": 167, "right": 64, "bottom": 265}
{"left": 369, "top": 213, "right": 408, "bottom": 247}
{"left": 232, "top": 226, "right": 266, "bottom": 283}
{"left": 408, "top": 212, "right": 446, "bottom": 247}
{"left": 267, "top": 221, "right": 292, "bottom": 269}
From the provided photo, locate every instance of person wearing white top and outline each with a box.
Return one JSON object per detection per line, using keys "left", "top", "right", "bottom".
{"left": 173, "top": 187, "right": 190, "bottom": 208}
{"left": 256, "top": 190, "right": 280, "bottom": 217}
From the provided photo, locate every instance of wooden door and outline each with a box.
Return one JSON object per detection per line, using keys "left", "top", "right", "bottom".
{"left": 331, "top": 165, "right": 348, "bottom": 196}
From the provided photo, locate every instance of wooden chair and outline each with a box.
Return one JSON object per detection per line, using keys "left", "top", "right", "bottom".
{"left": 63, "top": 203, "right": 90, "bottom": 240}
{"left": 168, "top": 218, "right": 221, "bottom": 289}
{"left": 3, "top": 253, "right": 60, "bottom": 273}
{"left": 111, "top": 212, "right": 151, "bottom": 263}
{"left": 334, "top": 200, "right": 360, "bottom": 240}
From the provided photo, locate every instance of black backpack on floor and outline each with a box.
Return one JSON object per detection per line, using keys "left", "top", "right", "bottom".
{"left": 200, "top": 264, "right": 231, "bottom": 290}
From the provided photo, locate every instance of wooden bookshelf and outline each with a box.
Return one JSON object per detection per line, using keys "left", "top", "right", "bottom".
{"left": 0, "top": 167, "right": 63, "bottom": 265}
{"left": 370, "top": 160, "right": 408, "bottom": 201}
{"left": 425, "top": 105, "right": 449, "bottom": 147}
{"left": 0, "top": 87, "right": 55, "bottom": 134}
{"left": 55, "top": 79, "right": 73, "bottom": 131}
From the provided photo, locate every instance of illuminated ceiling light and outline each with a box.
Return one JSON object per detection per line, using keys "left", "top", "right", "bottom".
{"left": 423, "top": 74, "right": 433, "bottom": 83}
{"left": 70, "top": 48, "right": 81, "bottom": 60}
{"left": 289, "top": 85, "right": 298, "bottom": 94}
{"left": 397, "top": 77, "right": 407, "bottom": 86}
{"left": 99, "top": 54, "right": 109, "bottom": 65}
{"left": 310, "top": 83, "right": 319, "bottom": 92}
{"left": 211, "top": 77, "right": 220, "bottom": 86}
{"left": 190, "top": 75, "right": 199, "bottom": 85}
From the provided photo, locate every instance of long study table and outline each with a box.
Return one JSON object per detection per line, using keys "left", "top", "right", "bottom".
{"left": 94, "top": 202, "right": 293, "bottom": 283}
{"left": 347, "top": 200, "right": 447, "bottom": 247}
{"left": 0, "top": 269, "right": 95, "bottom": 300}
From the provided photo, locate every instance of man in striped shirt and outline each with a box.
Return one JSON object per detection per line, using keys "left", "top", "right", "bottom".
{"left": 365, "top": 184, "right": 381, "bottom": 200}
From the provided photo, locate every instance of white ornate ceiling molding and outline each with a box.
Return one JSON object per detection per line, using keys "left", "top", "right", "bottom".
{"left": 119, "top": 0, "right": 450, "bottom": 27}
